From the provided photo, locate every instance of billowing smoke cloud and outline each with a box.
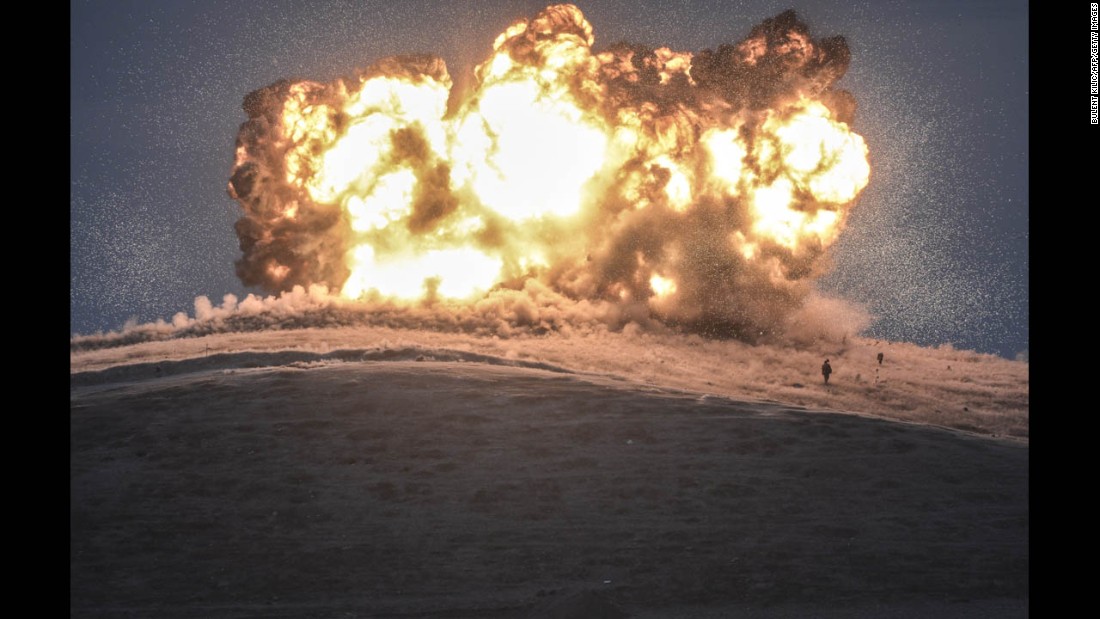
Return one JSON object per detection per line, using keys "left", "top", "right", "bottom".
{"left": 69, "top": 283, "right": 870, "bottom": 352}
{"left": 228, "top": 4, "right": 868, "bottom": 342}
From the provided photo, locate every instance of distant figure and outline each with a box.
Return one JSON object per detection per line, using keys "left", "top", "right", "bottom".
{"left": 822, "top": 359, "right": 833, "bottom": 384}
{"left": 877, "top": 352, "right": 884, "bottom": 365}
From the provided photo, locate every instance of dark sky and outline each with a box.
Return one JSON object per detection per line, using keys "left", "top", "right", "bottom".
{"left": 70, "top": 0, "right": 1028, "bottom": 358}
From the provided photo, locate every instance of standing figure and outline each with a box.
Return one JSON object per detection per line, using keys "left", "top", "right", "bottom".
{"left": 877, "top": 352, "right": 884, "bottom": 365}
{"left": 822, "top": 359, "right": 833, "bottom": 384}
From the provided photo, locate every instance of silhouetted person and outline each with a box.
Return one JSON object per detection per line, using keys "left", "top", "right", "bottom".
{"left": 877, "top": 352, "right": 884, "bottom": 365}
{"left": 822, "top": 359, "right": 832, "bottom": 384}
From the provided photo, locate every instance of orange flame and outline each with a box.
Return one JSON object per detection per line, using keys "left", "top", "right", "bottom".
{"left": 230, "top": 5, "right": 870, "bottom": 336}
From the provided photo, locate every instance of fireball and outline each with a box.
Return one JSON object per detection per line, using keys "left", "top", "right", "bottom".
{"left": 229, "top": 5, "right": 870, "bottom": 337}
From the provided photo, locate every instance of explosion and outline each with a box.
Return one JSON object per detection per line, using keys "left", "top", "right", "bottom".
{"left": 228, "top": 5, "right": 869, "bottom": 339}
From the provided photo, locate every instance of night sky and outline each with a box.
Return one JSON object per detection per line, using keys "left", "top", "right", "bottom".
{"left": 70, "top": 0, "right": 1028, "bottom": 358}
